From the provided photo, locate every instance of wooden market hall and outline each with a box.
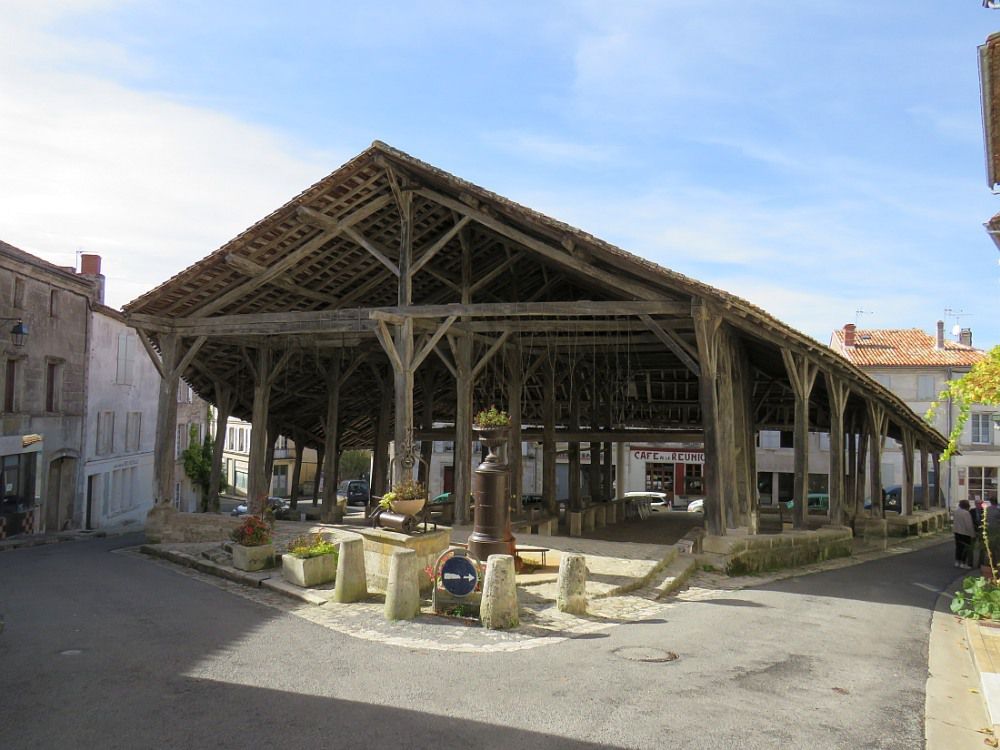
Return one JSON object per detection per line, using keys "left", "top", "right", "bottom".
{"left": 124, "top": 142, "right": 948, "bottom": 540}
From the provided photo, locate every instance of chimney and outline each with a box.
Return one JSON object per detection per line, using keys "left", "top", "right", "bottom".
{"left": 960, "top": 328, "right": 973, "bottom": 347}
{"left": 843, "top": 323, "right": 856, "bottom": 347}
{"left": 935, "top": 320, "right": 945, "bottom": 350}
{"left": 79, "top": 253, "right": 105, "bottom": 304}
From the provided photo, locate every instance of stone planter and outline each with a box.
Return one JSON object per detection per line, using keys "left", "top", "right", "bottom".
{"left": 389, "top": 498, "right": 426, "bottom": 516}
{"left": 282, "top": 552, "right": 337, "bottom": 588}
{"left": 232, "top": 543, "right": 274, "bottom": 572}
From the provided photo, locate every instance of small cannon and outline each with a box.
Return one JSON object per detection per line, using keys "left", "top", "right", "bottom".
{"left": 370, "top": 507, "right": 418, "bottom": 534}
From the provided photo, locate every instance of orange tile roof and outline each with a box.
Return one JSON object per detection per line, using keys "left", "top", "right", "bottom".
{"left": 830, "top": 328, "right": 985, "bottom": 368}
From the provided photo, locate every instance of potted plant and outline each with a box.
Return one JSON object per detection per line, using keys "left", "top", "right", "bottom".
{"left": 379, "top": 477, "right": 427, "bottom": 516}
{"left": 474, "top": 405, "right": 511, "bottom": 464}
{"left": 281, "top": 533, "right": 338, "bottom": 588}
{"left": 230, "top": 514, "right": 274, "bottom": 572}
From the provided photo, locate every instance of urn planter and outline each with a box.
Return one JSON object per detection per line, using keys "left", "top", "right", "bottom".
{"left": 232, "top": 543, "right": 274, "bottom": 572}
{"left": 389, "top": 498, "right": 426, "bottom": 516}
{"left": 282, "top": 552, "right": 337, "bottom": 588}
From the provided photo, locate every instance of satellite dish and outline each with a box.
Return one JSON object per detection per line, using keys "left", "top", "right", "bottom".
{"left": 951, "top": 324, "right": 962, "bottom": 336}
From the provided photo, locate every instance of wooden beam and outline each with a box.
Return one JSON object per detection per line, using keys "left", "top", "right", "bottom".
{"left": 188, "top": 196, "right": 391, "bottom": 317}
{"left": 411, "top": 215, "right": 471, "bottom": 276}
{"left": 412, "top": 315, "right": 456, "bottom": 371}
{"left": 469, "top": 250, "right": 526, "bottom": 295}
{"left": 640, "top": 314, "right": 701, "bottom": 377}
{"left": 374, "top": 320, "right": 404, "bottom": 374}
{"left": 471, "top": 331, "right": 512, "bottom": 379}
{"left": 416, "top": 186, "right": 668, "bottom": 301}
{"left": 372, "top": 300, "right": 688, "bottom": 319}
{"left": 134, "top": 328, "right": 165, "bottom": 379}
{"left": 342, "top": 226, "right": 400, "bottom": 277}
{"left": 224, "top": 253, "right": 336, "bottom": 305}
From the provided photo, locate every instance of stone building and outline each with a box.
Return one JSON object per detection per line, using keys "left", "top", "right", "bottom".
{"left": 830, "top": 322, "right": 997, "bottom": 507}
{"left": 220, "top": 416, "right": 318, "bottom": 500}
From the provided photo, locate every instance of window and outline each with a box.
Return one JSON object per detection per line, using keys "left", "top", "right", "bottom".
{"left": 818, "top": 433, "right": 831, "bottom": 451}
{"left": 759, "top": 431, "right": 780, "bottom": 449}
{"left": 227, "top": 426, "right": 236, "bottom": 451}
{"left": 917, "top": 374, "right": 937, "bottom": 401}
{"left": 125, "top": 411, "right": 142, "bottom": 452}
{"left": 115, "top": 333, "right": 136, "bottom": 385}
{"left": 645, "top": 462, "right": 674, "bottom": 493}
{"left": 272, "top": 464, "right": 288, "bottom": 495}
{"left": 13, "top": 276, "right": 24, "bottom": 308}
{"left": 3, "top": 359, "right": 17, "bottom": 412}
{"left": 97, "top": 411, "right": 115, "bottom": 456}
{"left": 49, "top": 289, "right": 58, "bottom": 317}
{"left": 969, "top": 467, "right": 998, "bottom": 504}
{"left": 176, "top": 422, "right": 188, "bottom": 458}
{"left": 45, "top": 362, "right": 62, "bottom": 412}
{"left": 177, "top": 383, "right": 193, "bottom": 403}
{"left": 684, "top": 463, "right": 703, "bottom": 495}
{"left": 237, "top": 428, "right": 246, "bottom": 453}
{"left": 276, "top": 435, "right": 289, "bottom": 451}
{"left": 972, "top": 414, "right": 996, "bottom": 446}
{"left": 779, "top": 431, "right": 794, "bottom": 449}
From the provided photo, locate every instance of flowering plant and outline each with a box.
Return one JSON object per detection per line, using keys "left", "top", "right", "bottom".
{"left": 286, "top": 533, "right": 338, "bottom": 560}
{"left": 379, "top": 478, "right": 426, "bottom": 509}
{"left": 230, "top": 514, "right": 272, "bottom": 547}
{"left": 474, "top": 405, "right": 510, "bottom": 428}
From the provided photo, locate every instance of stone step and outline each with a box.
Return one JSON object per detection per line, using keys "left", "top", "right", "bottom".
{"left": 652, "top": 555, "right": 699, "bottom": 600}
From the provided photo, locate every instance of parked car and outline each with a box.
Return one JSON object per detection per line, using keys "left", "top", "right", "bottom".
{"left": 521, "top": 493, "right": 545, "bottom": 510}
{"left": 337, "top": 479, "right": 371, "bottom": 506}
{"left": 687, "top": 498, "right": 704, "bottom": 513}
{"left": 623, "top": 491, "right": 670, "bottom": 510}
{"left": 782, "top": 493, "right": 830, "bottom": 513}
{"left": 882, "top": 485, "right": 926, "bottom": 513}
{"left": 231, "top": 496, "right": 290, "bottom": 519}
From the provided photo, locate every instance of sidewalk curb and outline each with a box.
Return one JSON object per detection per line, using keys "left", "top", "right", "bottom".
{"left": 0, "top": 526, "right": 141, "bottom": 553}
{"left": 964, "top": 617, "right": 1000, "bottom": 730}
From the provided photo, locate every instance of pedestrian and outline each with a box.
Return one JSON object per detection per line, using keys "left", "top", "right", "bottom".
{"left": 986, "top": 498, "right": 1000, "bottom": 570}
{"left": 953, "top": 500, "right": 974, "bottom": 569}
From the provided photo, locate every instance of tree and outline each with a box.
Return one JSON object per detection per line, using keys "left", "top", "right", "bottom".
{"left": 339, "top": 449, "right": 372, "bottom": 480}
{"left": 182, "top": 424, "right": 226, "bottom": 512}
{"left": 926, "top": 345, "right": 1000, "bottom": 460}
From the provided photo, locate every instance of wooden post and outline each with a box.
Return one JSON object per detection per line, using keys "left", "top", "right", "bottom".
{"left": 152, "top": 333, "right": 180, "bottom": 506}
{"left": 825, "top": 374, "right": 850, "bottom": 527}
{"left": 920, "top": 445, "right": 930, "bottom": 510}
{"left": 866, "top": 401, "right": 888, "bottom": 519}
{"left": 246, "top": 346, "right": 291, "bottom": 514}
{"left": 569, "top": 373, "right": 581, "bottom": 511}
{"left": 781, "top": 349, "right": 818, "bottom": 530}
{"left": 508, "top": 346, "right": 523, "bottom": 507}
{"left": 313, "top": 449, "right": 324, "bottom": 506}
{"left": 901, "top": 429, "right": 915, "bottom": 516}
{"left": 716, "top": 331, "right": 738, "bottom": 528}
{"left": 418, "top": 370, "right": 434, "bottom": 488}
{"left": 846, "top": 414, "right": 857, "bottom": 522}
{"left": 692, "top": 301, "right": 724, "bottom": 536}
{"left": 588, "top": 376, "right": 601, "bottom": 501}
{"left": 264, "top": 420, "right": 277, "bottom": 494}
{"left": 289, "top": 430, "right": 304, "bottom": 510}
{"left": 372, "top": 381, "right": 392, "bottom": 497}
{"left": 932, "top": 452, "right": 941, "bottom": 508}
{"left": 603, "top": 386, "right": 613, "bottom": 502}
{"left": 322, "top": 349, "right": 343, "bottom": 522}
{"left": 208, "top": 381, "right": 232, "bottom": 513}
{"left": 543, "top": 359, "right": 557, "bottom": 518}
{"left": 855, "top": 424, "right": 869, "bottom": 517}
{"left": 453, "top": 335, "right": 473, "bottom": 524}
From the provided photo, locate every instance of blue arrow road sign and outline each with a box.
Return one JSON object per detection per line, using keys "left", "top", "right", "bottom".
{"left": 440, "top": 555, "right": 478, "bottom": 597}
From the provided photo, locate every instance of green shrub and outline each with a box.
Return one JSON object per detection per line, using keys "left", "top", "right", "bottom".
{"left": 951, "top": 575, "right": 1000, "bottom": 620}
{"left": 286, "top": 534, "right": 338, "bottom": 560}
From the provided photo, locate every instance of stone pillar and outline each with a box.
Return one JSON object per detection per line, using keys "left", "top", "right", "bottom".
{"left": 557, "top": 552, "right": 587, "bottom": 615}
{"left": 384, "top": 548, "right": 420, "bottom": 621}
{"left": 480, "top": 554, "right": 519, "bottom": 630}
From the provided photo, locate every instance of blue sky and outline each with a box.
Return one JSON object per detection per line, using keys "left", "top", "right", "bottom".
{"left": 2, "top": 2, "right": 998, "bottom": 347}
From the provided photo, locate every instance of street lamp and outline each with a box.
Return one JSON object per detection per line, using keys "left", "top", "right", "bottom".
{"left": 1, "top": 318, "right": 28, "bottom": 347}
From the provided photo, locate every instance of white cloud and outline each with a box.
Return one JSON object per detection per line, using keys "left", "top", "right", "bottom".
{"left": 479, "top": 130, "right": 617, "bottom": 165}
{"left": 0, "top": 4, "right": 340, "bottom": 309}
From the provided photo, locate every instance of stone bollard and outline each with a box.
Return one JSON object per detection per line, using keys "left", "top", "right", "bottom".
{"left": 334, "top": 536, "right": 368, "bottom": 603}
{"left": 384, "top": 548, "right": 420, "bottom": 620}
{"left": 569, "top": 512, "right": 582, "bottom": 537}
{"left": 480, "top": 554, "right": 519, "bottom": 630}
{"left": 557, "top": 552, "right": 587, "bottom": 615}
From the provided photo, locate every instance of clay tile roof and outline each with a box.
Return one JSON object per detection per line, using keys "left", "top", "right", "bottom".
{"left": 830, "top": 328, "right": 985, "bottom": 368}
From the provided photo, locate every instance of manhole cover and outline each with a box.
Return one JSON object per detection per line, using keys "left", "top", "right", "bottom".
{"left": 613, "top": 647, "right": 678, "bottom": 663}
{"left": 58, "top": 649, "right": 84, "bottom": 656}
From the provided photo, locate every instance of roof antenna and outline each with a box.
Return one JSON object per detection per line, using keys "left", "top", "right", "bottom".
{"left": 944, "top": 308, "right": 970, "bottom": 338}
{"left": 854, "top": 308, "right": 873, "bottom": 326}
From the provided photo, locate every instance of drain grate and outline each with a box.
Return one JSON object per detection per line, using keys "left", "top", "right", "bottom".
{"left": 613, "top": 646, "right": 678, "bottom": 663}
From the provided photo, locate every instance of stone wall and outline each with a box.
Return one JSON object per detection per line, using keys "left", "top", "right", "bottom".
{"left": 703, "top": 527, "right": 854, "bottom": 576}
{"left": 356, "top": 527, "right": 450, "bottom": 595}
{"left": 145, "top": 507, "right": 242, "bottom": 543}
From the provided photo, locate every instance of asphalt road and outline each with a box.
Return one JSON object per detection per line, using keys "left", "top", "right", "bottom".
{"left": 0, "top": 534, "right": 959, "bottom": 749}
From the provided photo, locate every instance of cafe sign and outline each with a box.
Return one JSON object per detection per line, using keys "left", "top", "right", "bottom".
{"left": 632, "top": 449, "right": 704, "bottom": 464}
